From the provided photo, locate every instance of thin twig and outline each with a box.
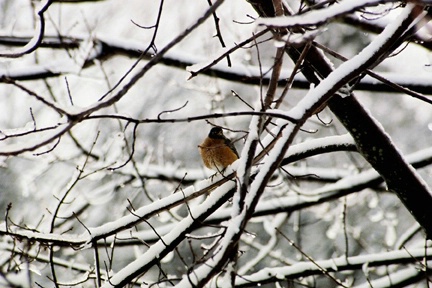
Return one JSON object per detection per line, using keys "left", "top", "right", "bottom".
{"left": 276, "top": 228, "right": 348, "bottom": 287}
{"left": 157, "top": 101, "right": 189, "bottom": 120}
{"left": 188, "top": 28, "right": 269, "bottom": 79}
{"left": 2, "top": 77, "right": 69, "bottom": 116}
{"left": 98, "top": 0, "right": 165, "bottom": 101}
{"left": 274, "top": 41, "right": 312, "bottom": 108}
{"left": 64, "top": 77, "right": 74, "bottom": 105}
{"left": 207, "top": 0, "right": 231, "bottom": 67}
{"left": 86, "top": 110, "right": 299, "bottom": 125}
{"left": 109, "top": 123, "right": 139, "bottom": 170}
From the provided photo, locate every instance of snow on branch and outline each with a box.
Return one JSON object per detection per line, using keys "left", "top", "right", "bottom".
{"left": 235, "top": 247, "right": 432, "bottom": 287}
{"left": 176, "top": 4, "right": 432, "bottom": 286}
{"left": 3, "top": 141, "right": 432, "bottom": 250}
{"left": 1, "top": 32, "right": 432, "bottom": 99}
{"left": 353, "top": 266, "right": 428, "bottom": 288}
{"left": 1, "top": 32, "right": 432, "bottom": 95}
{"left": 257, "top": 0, "right": 399, "bottom": 28}
{"left": 101, "top": 181, "right": 236, "bottom": 287}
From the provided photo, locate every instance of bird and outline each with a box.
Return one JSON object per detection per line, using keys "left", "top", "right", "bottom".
{"left": 198, "top": 127, "right": 239, "bottom": 173}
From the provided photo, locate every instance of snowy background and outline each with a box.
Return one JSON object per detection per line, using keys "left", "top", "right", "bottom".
{"left": 0, "top": 0, "right": 431, "bottom": 287}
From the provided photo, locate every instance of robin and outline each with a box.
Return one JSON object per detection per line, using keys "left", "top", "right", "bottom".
{"left": 198, "top": 127, "right": 239, "bottom": 172}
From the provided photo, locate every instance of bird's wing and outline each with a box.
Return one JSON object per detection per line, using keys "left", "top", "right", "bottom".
{"left": 225, "top": 138, "right": 239, "bottom": 158}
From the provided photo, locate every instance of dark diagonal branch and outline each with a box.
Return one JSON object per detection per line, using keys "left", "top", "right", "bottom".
{"left": 250, "top": 0, "right": 432, "bottom": 238}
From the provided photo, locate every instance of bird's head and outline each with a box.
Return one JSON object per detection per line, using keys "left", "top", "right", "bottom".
{"left": 208, "top": 127, "right": 224, "bottom": 139}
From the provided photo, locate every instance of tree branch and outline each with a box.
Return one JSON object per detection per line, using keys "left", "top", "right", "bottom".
{"left": 235, "top": 247, "right": 432, "bottom": 287}
{"left": 1, "top": 33, "right": 431, "bottom": 94}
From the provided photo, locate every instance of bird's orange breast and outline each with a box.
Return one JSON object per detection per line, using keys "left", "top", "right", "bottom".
{"left": 199, "top": 138, "right": 238, "bottom": 171}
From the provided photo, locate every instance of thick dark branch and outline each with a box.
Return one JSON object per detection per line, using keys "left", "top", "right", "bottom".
{"left": 249, "top": 0, "right": 432, "bottom": 238}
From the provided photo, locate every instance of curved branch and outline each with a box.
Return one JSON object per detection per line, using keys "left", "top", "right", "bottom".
{"left": 0, "top": 0, "right": 54, "bottom": 58}
{"left": 0, "top": 122, "right": 74, "bottom": 156}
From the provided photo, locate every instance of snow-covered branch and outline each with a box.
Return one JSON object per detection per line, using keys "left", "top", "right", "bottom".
{"left": 1, "top": 33, "right": 431, "bottom": 95}
{"left": 257, "top": 0, "right": 406, "bottom": 28}
{"left": 236, "top": 247, "right": 432, "bottom": 287}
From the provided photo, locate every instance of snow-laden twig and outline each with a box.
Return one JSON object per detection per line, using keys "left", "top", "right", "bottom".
{"left": 353, "top": 266, "right": 428, "bottom": 288}
{"left": 101, "top": 180, "right": 236, "bottom": 287}
{"left": 3, "top": 137, "right": 432, "bottom": 250}
{"left": 235, "top": 247, "right": 432, "bottom": 287}
{"left": 257, "top": 0, "right": 398, "bottom": 28}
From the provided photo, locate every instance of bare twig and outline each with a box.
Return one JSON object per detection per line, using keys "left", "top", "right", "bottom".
{"left": 98, "top": 0, "right": 165, "bottom": 101}
{"left": 48, "top": 132, "right": 99, "bottom": 286}
{"left": 86, "top": 109, "right": 299, "bottom": 125}
{"left": 157, "top": 101, "right": 189, "bottom": 120}
{"left": 109, "top": 123, "right": 139, "bottom": 170}
{"left": 276, "top": 228, "right": 348, "bottom": 287}
{"left": 2, "top": 77, "right": 69, "bottom": 116}
{"left": 207, "top": 0, "right": 232, "bottom": 67}
{"left": 188, "top": 29, "right": 270, "bottom": 79}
